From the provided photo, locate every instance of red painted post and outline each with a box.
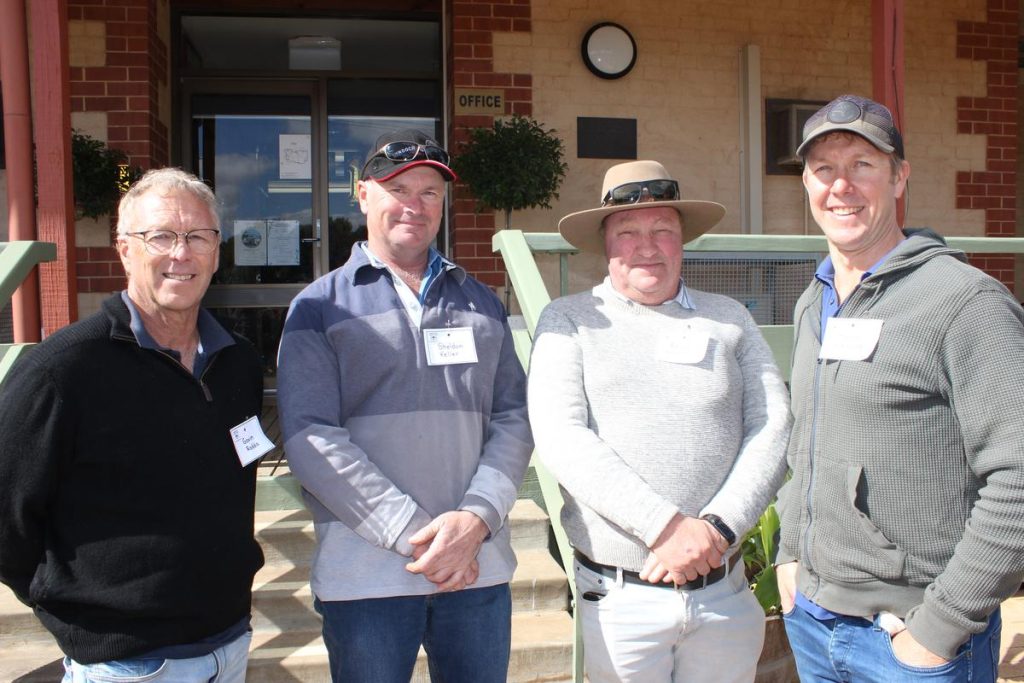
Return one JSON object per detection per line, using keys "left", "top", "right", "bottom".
{"left": 0, "top": 0, "right": 42, "bottom": 342}
{"left": 872, "top": 0, "right": 906, "bottom": 225}
{"left": 30, "top": 0, "right": 78, "bottom": 331}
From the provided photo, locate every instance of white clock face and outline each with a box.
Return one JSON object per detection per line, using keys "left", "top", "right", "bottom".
{"left": 583, "top": 23, "right": 636, "bottom": 79}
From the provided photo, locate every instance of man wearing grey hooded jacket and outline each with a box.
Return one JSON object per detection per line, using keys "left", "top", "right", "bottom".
{"left": 776, "top": 94, "right": 1024, "bottom": 683}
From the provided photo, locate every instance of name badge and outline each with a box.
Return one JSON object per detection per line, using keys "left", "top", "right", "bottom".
{"left": 658, "top": 327, "right": 710, "bottom": 364}
{"left": 819, "top": 318, "right": 883, "bottom": 361}
{"left": 424, "top": 327, "right": 479, "bottom": 366}
{"left": 230, "top": 416, "right": 275, "bottom": 466}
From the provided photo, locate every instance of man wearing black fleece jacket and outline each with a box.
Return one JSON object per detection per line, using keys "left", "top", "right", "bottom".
{"left": 0, "top": 168, "right": 264, "bottom": 682}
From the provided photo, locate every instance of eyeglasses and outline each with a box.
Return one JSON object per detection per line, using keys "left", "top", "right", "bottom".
{"left": 602, "top": 179, "right": 680, "bottom": 207}
{"left": 124, "top": 229, "right": 221, "bottom": 255}
{"left": 371, "top": 141, "right": 450, "bottom": 167}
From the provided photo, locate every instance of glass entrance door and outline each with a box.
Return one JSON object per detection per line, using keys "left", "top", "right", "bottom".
{"left": 180, "top": 80, "right": 442, "bottom": 382}
{"left": 176, "top": 15, "right": 443, "bottom": 383}
{"left": 181, "top": 80, "right": 319, "bottom": 382}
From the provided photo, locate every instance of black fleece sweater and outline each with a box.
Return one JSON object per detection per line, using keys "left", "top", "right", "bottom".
{"left": 0, "top": 294, "right": 265, "bottom": 663}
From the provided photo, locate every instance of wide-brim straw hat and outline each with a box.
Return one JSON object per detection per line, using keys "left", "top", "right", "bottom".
{"left": 557, "top": 160, "right": 725, "bottom": 254}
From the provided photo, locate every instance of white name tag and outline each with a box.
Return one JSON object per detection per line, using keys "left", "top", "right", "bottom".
{"left": 658, "top": 328, "right": 710, "bottom": 364}
{"left": 424, "top": 327, "right": 479, "bottom": 366}
{"left": 819, "top": 318, "right": 883, "bottom": 361}
{"left": 230, "top": 416, "right": 275, "bottom": 466}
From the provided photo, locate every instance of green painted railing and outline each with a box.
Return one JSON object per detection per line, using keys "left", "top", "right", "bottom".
{"left": 494, "top": 228, "right": 1024, "bottom": 682}
{"left": 0, "top": 241, "right": 58, "bottom": 387}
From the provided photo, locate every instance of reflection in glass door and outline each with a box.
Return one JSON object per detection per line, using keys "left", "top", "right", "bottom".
{"left": 192, "top": 93, "right": 317, "bottom": 286}
{"left": 180, "top": 82, "right": 443, "bottom": 381}
{"left": 175, "top": 14, "right": 444, "bottom": 382}
{"left": 184, "top": 86, "right": 318, "bottom": 381}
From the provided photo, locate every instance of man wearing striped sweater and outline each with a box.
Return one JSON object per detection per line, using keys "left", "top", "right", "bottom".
{"left": 277, "top": 129, "right": 532, "bottom": 683}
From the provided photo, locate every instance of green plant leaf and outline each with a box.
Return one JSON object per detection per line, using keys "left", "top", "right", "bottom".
{"left": 752, "top": 565, "right": 781, "bottom": 615}
{"left": 71, "top": 131, "right": 141, "bottom": 220}
{"left": 759, "top": 503, "right": 780, "bottom": 562}
{"left": 451, "top": 115, "right": 568, "bottom": 228}
{"left": 741, "top": 501, "right": 782, "bottom": 614}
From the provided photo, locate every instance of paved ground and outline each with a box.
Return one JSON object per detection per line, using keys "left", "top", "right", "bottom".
{"left": 1000, "top": 591, "right": 1024, "bottom": 681}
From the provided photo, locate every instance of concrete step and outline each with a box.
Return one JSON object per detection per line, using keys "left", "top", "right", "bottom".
{"left": 0, "top": 637, "right": 64, "bottom": 682}
{"left": 0, "top": 586, "right": 50, "bottom": 644}
{"left": 0, "top": 592, "right": 573, "bottom": 683}
{"left": 245, "top": 610, "right": 574, "bottom": 683}
{"left": 250, "top": 547, "right": 568, "bottom": 632}
{"left": 255, "top": 498, "right": 554, "bottom": 567}
{"left": 0, "top": 497, "right": 569, "bottom": 681}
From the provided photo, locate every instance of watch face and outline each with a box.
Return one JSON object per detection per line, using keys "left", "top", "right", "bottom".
{"left": 703, "top": 515, "right": 736, "bottom": 544}
{"left": 582, "top": 23, "right": 637, "bottom": 80}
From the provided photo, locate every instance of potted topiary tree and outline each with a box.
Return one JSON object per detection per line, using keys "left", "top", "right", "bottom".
{"left": 452, "top": 115, "right": 568, "bottom": 230}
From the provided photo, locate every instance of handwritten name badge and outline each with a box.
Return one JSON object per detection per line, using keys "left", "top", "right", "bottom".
{"left": 657, "top": 328, "right": 710, "bottom": 364}
{"left": 819, "top": 318, "right": 884, "bottom": 361}
{"left": 424, "top": 327, "right": 479, "bottom": 366}
{"left": 230, "top": 415, "right": 275, "bottom": 467}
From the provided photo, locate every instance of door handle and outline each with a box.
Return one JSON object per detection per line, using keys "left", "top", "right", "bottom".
{"left": 302, "top": 218, "right": 322, "bottom": 244}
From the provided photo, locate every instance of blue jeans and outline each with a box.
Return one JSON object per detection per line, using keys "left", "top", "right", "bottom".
{"left": 61, "top": 630, "right": 251, "bottom": 683}
{"left": 783, "top": 604, "right": 1001, "bottom": 682}
{"left": 315, "top": 582, "right": 511, "bottom": 683}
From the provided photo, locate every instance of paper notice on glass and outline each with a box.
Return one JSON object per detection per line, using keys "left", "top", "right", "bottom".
{"left": 279, "top": 134, "right": 311, "bottom": 179}
{"left": 234, "top": 220, "right": 268, "bottom": 266}
{"left": 268, "top": 220, "right": 301, "bottom": 266}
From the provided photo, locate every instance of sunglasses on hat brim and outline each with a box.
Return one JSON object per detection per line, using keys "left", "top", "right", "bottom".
{"left": 601, "top": 179, "right": 680, "bottom": 207}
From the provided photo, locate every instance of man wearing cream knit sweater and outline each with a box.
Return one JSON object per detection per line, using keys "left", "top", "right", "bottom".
{"left": 528, "top": 160, "right": 791, "bottom": 683}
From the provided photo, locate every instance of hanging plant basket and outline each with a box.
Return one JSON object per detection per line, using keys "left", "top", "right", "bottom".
{"left": 71, "top": 131, "right": 141, "bottom": 220}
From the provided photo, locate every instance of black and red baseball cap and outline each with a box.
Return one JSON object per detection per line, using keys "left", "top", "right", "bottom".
{"left": 361, "top": 129, "right": 457, "bottom": 182}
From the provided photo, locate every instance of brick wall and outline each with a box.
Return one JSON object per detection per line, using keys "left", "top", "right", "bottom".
{"left": 494, "top": 0, "right": 1002, "bottom": 291}
{"left": 75, "top": 246, "right": 125, "bottom": 295}
{"left": 955, "top": 0, "right": 1019, "bottom": 289}
{"left": 53, "top": 0, "right": 1018, "bottom": 297}
{"left": 69, "top": 0, "right": 167, "bottom": 169}
{"left": 69, "top": 0, "right": 168, "bottom": 303}
{"left": 450, "top": 0, "right": 533, "bottom": 288}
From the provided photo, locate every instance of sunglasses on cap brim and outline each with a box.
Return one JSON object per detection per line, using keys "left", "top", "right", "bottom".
{"left": 371, "top": 141, "right": 450, "bottom": 167}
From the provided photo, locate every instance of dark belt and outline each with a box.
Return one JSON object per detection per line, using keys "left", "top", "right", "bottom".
{"left": 574, "top": 550, "right": 741, "bottom": 591}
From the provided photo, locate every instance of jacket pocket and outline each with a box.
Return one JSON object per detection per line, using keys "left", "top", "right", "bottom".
{"left": 811, "top": 463, "right": 906, "bottom": 583}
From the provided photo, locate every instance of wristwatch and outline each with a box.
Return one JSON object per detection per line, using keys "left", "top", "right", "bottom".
{"left": 700, "top": 514, "right": 736, "bottom": 546}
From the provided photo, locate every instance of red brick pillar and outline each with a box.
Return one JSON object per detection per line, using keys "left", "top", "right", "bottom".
{"left": 955, "top": 0, "right": 1019, "bottom": 288}
{"left": 69, "top": 0, "right": 168, "bottom": 300}
{"left": 449, "top": 0, "right": 533, "bottom": 288}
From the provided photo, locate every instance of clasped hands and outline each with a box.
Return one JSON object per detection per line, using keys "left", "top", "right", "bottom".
{"left": 638, "top": 513, "right": 731, "bottom": 585}
{"left": 404, "top": 510, "right": 488, "bottom": 592}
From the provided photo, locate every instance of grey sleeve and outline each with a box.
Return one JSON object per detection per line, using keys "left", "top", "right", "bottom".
{"left": 905, "top": 289, "right": 1024, "bottom": 659}
{"left": 699, "top": 309, "right": 793, "bottom": 540}
{"left": 458, "top": 315, "right": 534, "bottom": 535}
{"left": 527, "top": 305, "right": 679, "bottom": 547}
{"left": 277, "top": 300, "right": 431, "bottom": 556}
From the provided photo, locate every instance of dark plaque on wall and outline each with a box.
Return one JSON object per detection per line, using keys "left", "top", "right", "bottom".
{"left": 577, "top": 117, "right": 637, "bottom": 159}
